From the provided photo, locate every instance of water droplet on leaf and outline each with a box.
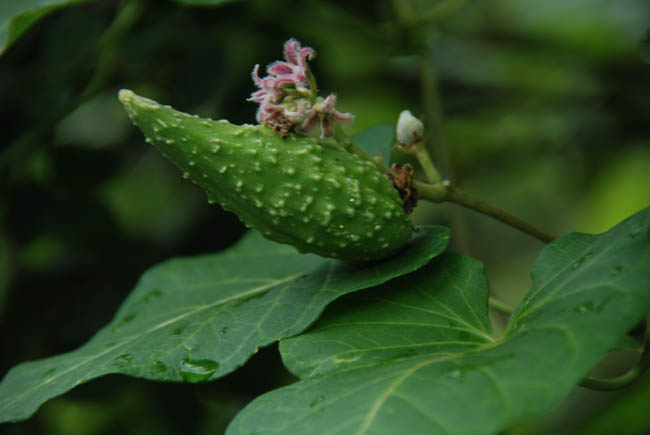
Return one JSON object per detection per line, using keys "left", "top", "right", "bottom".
{"left": 178, "top": 359, "right": 220, "bottom": 383}
{"left": 111, "top": 313, "right": 136, "bottom": 332}
{"left": 115, "top": 353, "right": 133, "bottom": 365}
{"left": 309, "top": 396, "right": 325, "bottom": 408}
{"left": 629, "top": 226, "right": 646, "bottom": 239}
{"left": 172, "top": 324, "right": 187, "bottom": 336}
{"left": 571, "top": 254, "right": 591, "bottom": 270}
{"left": 41, "top": 368, "right": 56, "bottom": 379}
{"left": 139, "top": 289, "right": 163, "bottom": 304}
{"left": 611, "top": 265, "right": 624, "bottom": 277}
{"left": 574, "top": 302, "right": 595, "bottom": 313}
{"left": 152, "top": 360, "right": 167, "bottom": 374}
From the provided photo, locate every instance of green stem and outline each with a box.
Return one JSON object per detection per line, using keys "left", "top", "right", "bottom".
{"left": 444, "top": 186, "right": 556, "bottom": 244}
{"left": 418, "top": 39, "right": 472, "bottom": 251}
{"left": 488, "top": 297, "right": 515, "bottom": 316}
{"left": 413, "top": 144, "right": 442, "bottom": 184}
{"left": 580, "top": 341, "right": 650, "bottom": 391}
{"left": 417, "top": 183, "right": 556, "bottom": 244}
{"left": 393, "top": 0, "right": 450, "bottom": 168}
{"left": 336, "top": 130, "right": 556, "bottom": 245}
{"left": 413, "top": 180, "right": 447, "bottom": 201}
{"left": 306, "top": 69, "right": 318, "bottom": 102}
{"left": 79, "top": 0, "right": 144, "bottom": 102}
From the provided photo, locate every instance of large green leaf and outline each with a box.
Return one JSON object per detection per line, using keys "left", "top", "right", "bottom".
{"left": 228, "top": 208, "right": 650, "bottom": 435}
{"left": 0, "top": 226, "right": 450, "bottom": 423}
{"left": 0, "top": 0, "right": 89, "bottom": 55}
{"left": 281, "top": 254, "right": 495, "bottom": 379}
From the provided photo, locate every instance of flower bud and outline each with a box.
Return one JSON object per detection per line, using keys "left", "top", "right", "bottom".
{"left": 396, "top": 110, "right": 424, "bottom": 145}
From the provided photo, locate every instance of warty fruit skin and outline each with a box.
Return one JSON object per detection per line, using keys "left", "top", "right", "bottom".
{"left": 119, "top": 89, "right": 413, "bottom": 261}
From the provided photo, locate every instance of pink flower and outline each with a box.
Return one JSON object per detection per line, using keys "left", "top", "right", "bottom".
{"left": 249, "top": 39, "right": 315, "bottom": 123}
{"left": 248, "top": 39, "right": 353, "bottom": 137}
{"left": 274, "top": 38, "right": 315, "bottom": 88}
{"left": 301, "top": 95, "right": 354, "bottom": 138}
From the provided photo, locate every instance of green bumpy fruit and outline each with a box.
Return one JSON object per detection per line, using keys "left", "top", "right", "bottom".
{"left": 119, "top": 89, "right": 413, "bottom": 261}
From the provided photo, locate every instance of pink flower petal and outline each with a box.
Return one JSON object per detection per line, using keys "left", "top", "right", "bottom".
{"left": 251, "top": 64, "right": 263, "bottom": 86}
{"left": 300, "top": 112, "right": 319, "bottom": 132}
{"left": 283, "top": 39, "right": 301, "bottom": 65}
{"left": 334, "top": 111, "right": 353, "bottom": 122}
{"left": 268, "top": 61, "right": 294, "bottom": 76}
{"left": 272, "top": 77, "right": 295, "bottom": 91}
{"left": 298, "top": 47, "right": 315, "bottom": 69}
{"left": 248, "top": 89, "right": 266, "bottom": 103}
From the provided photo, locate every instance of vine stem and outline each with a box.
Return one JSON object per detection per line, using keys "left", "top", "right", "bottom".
{"left": 417, "top": 28, "right": 472, "bottom": 252}
{"left": 488, "top": 297, "right": 515, "bottom": 316}
{"left": 404, "top": 106, "right": 552, "bottom": 245}
{"left": 412, "top": 144, "right": 442, "bottom": 184}
{"left": 444, "top": 187, "right": 556, "bottom": 244}
{"left": 580, "top": 340, "right": 650, "bottom": 391}
{"left": 342, "top": 139, "right": 556, "bottom": 244}
{"left": 416, "top": 181, "right": 556, "bottom": 244}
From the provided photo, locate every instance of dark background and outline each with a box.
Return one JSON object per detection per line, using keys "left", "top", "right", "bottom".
{"left": 1, "top": 0, "right": 649, "bottom": 433}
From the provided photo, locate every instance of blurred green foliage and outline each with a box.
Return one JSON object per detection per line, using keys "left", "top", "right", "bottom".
{"left": 1, "top": 0, "right": 649, "bottom": 433}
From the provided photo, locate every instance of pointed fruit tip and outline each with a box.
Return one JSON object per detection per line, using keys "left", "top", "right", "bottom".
{"left": 118, "top": 89, "right": 134, "bottom": 104}
{"left": 118, "top": 89, "right": 161, "bottom": 111}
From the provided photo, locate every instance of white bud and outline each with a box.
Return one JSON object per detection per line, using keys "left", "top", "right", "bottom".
{"left": 396, "top": 110, "right": 424, "bottom": 145}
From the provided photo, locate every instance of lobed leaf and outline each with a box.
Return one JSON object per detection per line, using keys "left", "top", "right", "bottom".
{"left": 228, "top": 208, "right": 650, "bottom": 435}
{"left": 0, "top": 226, "right": 450, "bottom": 423}
{"left": 280, "top": 254, "right": 495, "bottom": 379}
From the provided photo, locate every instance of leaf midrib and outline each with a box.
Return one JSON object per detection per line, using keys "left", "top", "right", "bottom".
{"left": 277, "top": 339, "right": 500, "bottom": 434}
{"left": 355, "top": 340, "right": 500, "bottom": 435}
{"left": 0, "top": 272, "right": 304, "bottom": 416}
{"left": 512, "top": 232, "right": 618, "bottom": 324}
